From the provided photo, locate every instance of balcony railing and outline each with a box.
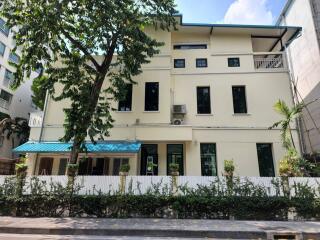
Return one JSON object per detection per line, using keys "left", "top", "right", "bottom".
{"left": 0, "top": 98, "right": 10, "bottom": 110}
{"left": 29, "top": 111, "right": 44, "bottom": 127}
{"left": 253, "top": 53, "right": 286, "bottom": 70}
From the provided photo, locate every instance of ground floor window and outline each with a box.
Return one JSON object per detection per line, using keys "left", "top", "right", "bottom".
{"left": 200, "top": 143, "right": 217, "bottom": 176}
{"left": 256, "top": 143, "right": 275, "bottom": 177}
{"left": 78, "top": 157, "right": 112, "bottom": 175}
{"left": 58, "top": 158, "right": 68, "bottom": 175}
{"left": 167, "top": 144, "right": 184, "bottom": 175}
{"left": 140, "top": 144, "right": 158, "bottom": 175}
{"left": 112, "top": 158, "right": 129, "bottom": 175}
{"left": 38, "top": 157, "right": 53, "bottom": 175}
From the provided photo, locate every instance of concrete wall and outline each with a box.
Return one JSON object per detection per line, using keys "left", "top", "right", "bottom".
{"left": 279, "top": 0, "right": 320, "bottom": 153}
{"left": 0, "top": 23, "right": 39, "bottom": 160}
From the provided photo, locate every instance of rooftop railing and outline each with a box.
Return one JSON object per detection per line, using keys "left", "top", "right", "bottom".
{"left": 253, "top": 52, "right": 286, "bottom": 70}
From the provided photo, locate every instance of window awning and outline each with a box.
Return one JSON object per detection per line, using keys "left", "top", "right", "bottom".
{"left": 13, "top": 141, "right": 141, "bottom": 153}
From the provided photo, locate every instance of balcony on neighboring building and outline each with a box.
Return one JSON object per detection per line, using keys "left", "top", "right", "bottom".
{"left": 29, "top": 111, "right": 44, "bottom": 127}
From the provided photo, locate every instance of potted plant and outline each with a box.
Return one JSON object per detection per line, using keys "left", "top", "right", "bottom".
{"left": 169, "top": 163, "right": 179, "bottom": 176}
{"left": 119, "top": 163, "right": 130, "bottom": 176}
{"left": 67, "top": 163, "right": 79, "bottom": 177}
{"left": 147, "top": 162, "right": 157, "bottom": 175}
{"left": 15, "top": 162, "right": 28, "bottom": 177}
{"left": 224, "top": 159, "right": 235, "bottom": 178}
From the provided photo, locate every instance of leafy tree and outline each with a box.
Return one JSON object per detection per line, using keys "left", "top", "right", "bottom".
{"left": 1, "top": 0, "right": 177, "bottom": 164}
{"left": 31, "top": 75, "right": 50, "bottom": 110}
{"left": 0, "top": 117, "right": 30, "bottom": 158}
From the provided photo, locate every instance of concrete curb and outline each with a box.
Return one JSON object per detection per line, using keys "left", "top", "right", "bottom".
{"left": 0, "top": 227, "right": 267, "bottom": 238}
{"left": 0, "top": 218, "right": 319, "bottom": 239}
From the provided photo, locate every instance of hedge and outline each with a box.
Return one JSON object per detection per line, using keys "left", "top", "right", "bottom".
{"left": 0, "top": 176, "right": 319, "bottom": 220}
{"left": 0, "top": 194, "right": 319, "bottom": 220}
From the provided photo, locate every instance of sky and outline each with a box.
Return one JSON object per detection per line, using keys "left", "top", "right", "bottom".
{"left": 175, "top": 0, "right": 287, "bottom": 25}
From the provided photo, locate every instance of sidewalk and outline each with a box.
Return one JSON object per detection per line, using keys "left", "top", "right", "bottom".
{"left": 0, "top": 217, "right": 319, "bottom": 239}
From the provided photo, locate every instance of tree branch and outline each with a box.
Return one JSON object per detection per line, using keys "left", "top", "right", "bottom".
{"left": 60, "top": 28, "right": 101, "bottom": 71}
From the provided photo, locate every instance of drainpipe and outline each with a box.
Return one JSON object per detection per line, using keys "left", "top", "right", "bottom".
{"left": 284, "top": 42, "right": 305, "bottom": 155}
{"left": 33, "top": 90, "right": 49, "bottom": 175}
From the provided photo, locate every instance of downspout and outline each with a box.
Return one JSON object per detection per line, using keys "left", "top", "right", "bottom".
{"left": 33, "top": 90, "right": 50, "bottom": 175}
{"left": 283, "top": 35, "right": 305, "bottom": 155}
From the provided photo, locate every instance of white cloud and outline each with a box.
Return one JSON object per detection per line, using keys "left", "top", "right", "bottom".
{"left": 222, "top": 0, "right": 274, "bottom": 25}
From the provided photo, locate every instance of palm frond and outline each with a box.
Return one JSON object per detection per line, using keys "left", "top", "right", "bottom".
{"left": 273, "top": 100, "right": 291, "bottom": 117}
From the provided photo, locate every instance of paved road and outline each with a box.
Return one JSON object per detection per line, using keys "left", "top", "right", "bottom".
{"left": 0, "top": 234, "right": 223, "bottom": 240}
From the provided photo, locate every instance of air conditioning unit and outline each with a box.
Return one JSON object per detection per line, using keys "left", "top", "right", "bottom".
{"left": 173, "top": 118, "right": 184, "bottom": 125}
{"left": 172, "top": 104, "right": 186, "bottom": 114}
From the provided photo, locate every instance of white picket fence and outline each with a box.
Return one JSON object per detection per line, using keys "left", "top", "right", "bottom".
{"left": 0, "top": 175, "right": 319, "bottom": 196}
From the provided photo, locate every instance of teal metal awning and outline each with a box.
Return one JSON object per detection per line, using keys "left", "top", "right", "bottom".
{"left": 13, "top": 141, "right": 141, "bottom": 153}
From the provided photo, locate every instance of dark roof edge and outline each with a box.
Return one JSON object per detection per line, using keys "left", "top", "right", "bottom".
{"left": 275, "top": 0, "right": 294, "bottom": 26}
{"left": 174, "top": 13, "right": 301, "bottom": 30}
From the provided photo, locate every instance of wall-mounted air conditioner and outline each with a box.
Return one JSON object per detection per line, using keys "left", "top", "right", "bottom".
{"left": 172, "top": 104, "right": 186, "bottom": 114}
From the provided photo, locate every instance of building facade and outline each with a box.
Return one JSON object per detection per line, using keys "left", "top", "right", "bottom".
{"left": 0, "top": 17, "right": 38, "bottom": 169}
{"left": 15, "top": 16, "right": 301, "bottom": 177}
{"left": 278, "top": 0, "right": 320, "bottom": 154}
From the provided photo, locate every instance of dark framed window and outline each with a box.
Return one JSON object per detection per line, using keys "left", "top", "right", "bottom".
{"left": 228, "top": 57, "right": 240, "bottom": 67}
{"left": 113, "top": 158, "right": 129, "bottom": 175}
{"left": 9, "top": 52, "right": 20, "bottom": 64}
{"left": 174, "top": 59, "right": 185, "bottom": 68}
{"left": 200, "top": 143, "right": 217, "bottom": 176}
{"left": 38, "top": 157, "right": 53, "bottom": 175}
{"left": 58, "top": 158, "right": 68, "bottom": 175}
{"left": 256, "top": 143, "right": 275, "bottom": 177}
{"left": 140, "top": 144, "right": 158, "bottom": 175}
{"left": 197, "top": 86, "right": 211, "bottom": 114}
{"left": 196, "top": 58, "right": 207, "bottom": 68}
{"left": 4, "top": 69, "right": 14, "bottom": 87}
{"left": 0, "top": 42, "right": 5, "bottom": 56}
{"left": 232, "top": 86, "right": 247, "bottom": 114}
{"left": 118, "top": 84, "right": 132, "bottom": 111}
{"left": 145, "top": 82, "right": 159, "bottom": 111}
{"left": 167, "top": 144, "right": 184, "bottom": 175}
{"left": 0, "top": 90, "right": 12, "bottom": 103}
{"left": 173, "top": 44, "right": 207, "bottom": 50}
{"left": 0, "top": 18, "right": 9, "bottom": 36}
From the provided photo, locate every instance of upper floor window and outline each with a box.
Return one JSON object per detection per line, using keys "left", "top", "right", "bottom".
{"left": 174, "top": 59, "right": 185, "bottom": 68}
{"left": 145, "top": 82, "right": 159, "bottom": 111}
{"left": 4, "top": 69, "right": 14, "bottom": 87}
{"left": 0, "top": 42, "right": 5, "bottom": 56}
{"left": 228, "top": 57, "right": 240, "bottom": 67}
{"left": 173, "top": 44, "right": 207, "bottom": 50}
{"left": 118, "top": 84, "right": 132, "bottom": 112}
{"left": 196, "top": 58, "right": 207, "bottom": 68}
{"left": 0, "top": 89, "right": 13, "bottom": 105}
{"left": 9, "top": 52, "right": 20, "bottom": 64}
{"left": 232, "top": 86, "right": 247, "bottom": 114}
{"left": 197, "top": 86, "right": 211, "bottom": 114}
{"left": 0, "top": 18, "right": 10, "bottom": 36}
{"left": 256, "top": 143, "right": 275, "bottom": 177}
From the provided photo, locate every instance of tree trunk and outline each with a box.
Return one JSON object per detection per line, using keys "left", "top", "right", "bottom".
{"left": 69, "top": 140, "right": 81, "bottom": 164}
{"left": 68, "top": 40, "right": 116, "bottom": 165}
{"left": 289, "top": 126, "right": 296, "bottom": 150}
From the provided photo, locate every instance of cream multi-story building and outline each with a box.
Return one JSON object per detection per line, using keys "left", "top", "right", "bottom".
{"left": 0, "top": 17, "right": 38, "bottom": 168}
{"left": 15, "top": 15, "right": 302, "bottom": 177}
{"left": 277, "top": 0, "right": 320, "bottom": 154}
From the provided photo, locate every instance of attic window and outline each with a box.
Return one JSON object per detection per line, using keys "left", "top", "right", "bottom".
{"left": 173, "top": 44, "right": 207, "bottom": 50}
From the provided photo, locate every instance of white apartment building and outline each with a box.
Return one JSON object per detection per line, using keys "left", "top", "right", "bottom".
{"left": 0, "top": 17, "right": 38, "bottom": 165}
{"left": 15, "top": 15, "right": 302, "bottom": 177}
{"left": 278, "top": 0, "right": 320, "bottom": 154}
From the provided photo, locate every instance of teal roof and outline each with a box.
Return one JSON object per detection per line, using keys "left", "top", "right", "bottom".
{"left": 13, "top": 141, "right": 141, "bottom": 153}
